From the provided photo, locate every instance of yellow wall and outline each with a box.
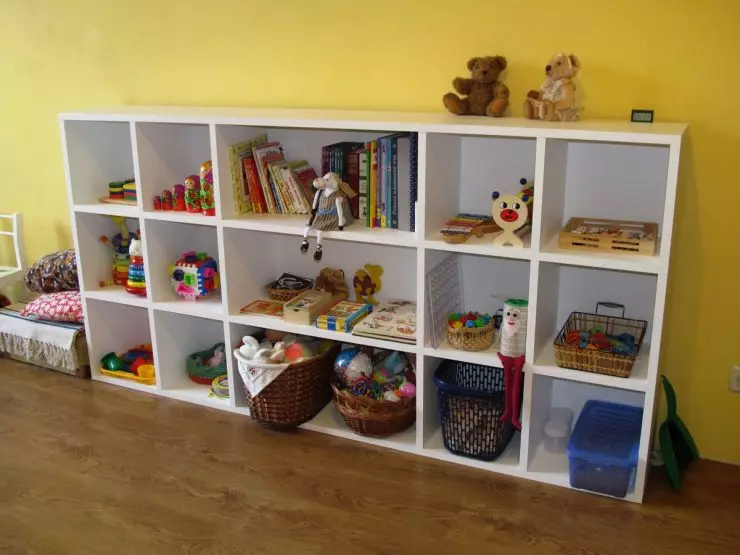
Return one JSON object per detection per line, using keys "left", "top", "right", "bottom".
{"left": 1, "top": 0, "right": 738, "bottom": 462}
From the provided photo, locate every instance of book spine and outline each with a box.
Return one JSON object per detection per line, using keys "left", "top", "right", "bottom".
{"left": 378, "top": 139, "right": 385, "bottom": 228}
{"left": 391, "top": 137, "right": 398, "bottom": 229}
{"left": 239, "top": 153, "right": 253, "bottom": 214}
{"left": 266, "top": 165, "right": 282, "bottom": 214}
{"left": 409, "top": 132, "right": 418, "bottom": 232}
{"left": 358, "top": 150, "right": 368, "bottom": 227}
{"left": 346, "top": 149, "right": 360, "bottom": 219}
{"left": 283, "top": 168, "right": 305, "bottom": 214}
{"left": 270, "top": 165, "right": 291, "bottom": 214}
{"left": 255, "top": 150, "right": 276, "bottom": 214}
{"left": 333, "top": 146, "right": 341, "bottom": 175}
{"left": 245, "top": 157, "right": 265, "bottom": 213}
{"left": 369, "top": 141, "right": 378, "bottom": 228}
{"left": 321, "top": 146, "right": 329, "bottom": 175}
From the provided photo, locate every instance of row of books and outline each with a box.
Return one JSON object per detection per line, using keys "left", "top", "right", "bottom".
{"left": 321, "top": 133, "right": 418, "bottom": 230}
{"left": 229, "top": 134, "right": 319, "bottom": 215}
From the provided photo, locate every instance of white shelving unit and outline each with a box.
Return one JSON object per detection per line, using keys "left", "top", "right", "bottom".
{"left": 60, "top": 107, "right": 684, "bottom": 503}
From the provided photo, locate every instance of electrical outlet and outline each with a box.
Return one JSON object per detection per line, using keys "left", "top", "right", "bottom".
{"left": 730, "top": 366, "right": 740, "bottom": 393}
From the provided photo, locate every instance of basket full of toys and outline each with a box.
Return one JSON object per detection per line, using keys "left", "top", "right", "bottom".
{"left": 186, "top": 342, "right": 227, "bottom": 385}
{"left": 553, "top": 302, "right": 647, "bottom": 378}
{"left": 234, "top": 331, "right": 339, "bottom": 428}
{"left": 446, "top": 311, "right": 495, "bottom": 351}
{"left": 331, "top": 348, "right": 416, "bottom": 437}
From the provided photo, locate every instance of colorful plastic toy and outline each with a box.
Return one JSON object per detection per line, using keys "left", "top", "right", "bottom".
{"left": 99, "top": 216, "right": 133, "bottom": 287}
{"left": 100, "top": 344, "right": 155, "bottom": 385}
{"left": 170, "top": 251, "right": 219, "bottom": 300}
{"left": 125, "top": 238, "right": 146, "bottom": 296}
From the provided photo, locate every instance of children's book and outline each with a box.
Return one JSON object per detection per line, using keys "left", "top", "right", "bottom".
{"left": 253, "top": 142, "right": 285, "bottom": 214}
{"left": 351, "top": 299, "right": 417, "bottom": 344}
{"left": 243, "top": 156, "right": 266, "bottom": 213}
{"left": 357, "top": 149, "right": 369, "bottom": 225}
{"left": 279, "top": 165, "right": 310, "bottom": 214}
{"left": 268, "top": 162, "right": 295, "bottom": 214}
{"left": 368, "top": 141, "right": 378, "bottom": 228}
{"left": 228, "top": 134, "right": 267, "bottom": 215}
{"left": 409, "top": 132, "right": 418, "bottom": 232}
{"left": 315, "top": 300, "right": 372, "bottom": 332}
{"left": 289, "top": 160, "right": 319, "bottom": 205}
{"left": 239, "top": 300, "right": 285, "bottom": 318}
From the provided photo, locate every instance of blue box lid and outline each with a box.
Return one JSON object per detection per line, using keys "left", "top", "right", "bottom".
{"left": 567, "top": 400, "right": 643, "bottom": 467}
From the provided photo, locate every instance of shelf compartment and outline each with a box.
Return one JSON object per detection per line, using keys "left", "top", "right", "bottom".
{"left": 63, "top": 120, "right": 136, "bottom": 206}
{"left": 223, "top": 226, "right": 417, "bottom": 318}
{"left": 537, "top": 138, "right": 670, "bottom": 259}
{"left": 302, "top": 404, "right": 417, "bottom": 454}
{"left": 85, "top": 298, "right": 154, "bottom": 390}
{"left": 74, "top": 212, "right": 144, "bottom": 296}
{"left": 425, "top": 133, "right": 536, "bottom": 255}
{"left": 424, "top": 249, "right": 530, "bottom": 352}
{"left": 135, "top": 122, "right": 214, "bottom": 218}
{"left": 525, "top": 374, "right": 645, "bottom": 498}
{"left": 420, "top": 355, "right": 521, "bottom": 474}
{"left": 74, "top": 203, "right": 139, "bottom": 218}
{"left": 214, "top": 124, "right": 414, "bottom": 228}
{"left": 143, "top": 219, "right": 223, "bottom": 319}
{"left": 152, "top": 310, "right": 227, "bottom": 409}
{"left": 532, "top": 262, "right": 657, "bottom": 383}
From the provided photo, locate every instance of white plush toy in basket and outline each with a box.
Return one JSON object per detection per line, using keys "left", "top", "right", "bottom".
{"left": 233, "top": 336, "right": 290, "bottom": 398}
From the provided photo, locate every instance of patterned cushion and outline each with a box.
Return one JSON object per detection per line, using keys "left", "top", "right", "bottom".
{"left": 21, "top": 291, "right": 84, "bottom": 322}
{"left": 23, "top": 249, "right": 79, "bottom": 293}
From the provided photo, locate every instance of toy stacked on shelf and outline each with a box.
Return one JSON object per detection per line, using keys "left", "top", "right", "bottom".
{"left": 99, "top": 216, "right": 134, "bottom": 288}
{"left": 101, "top": 179, "right": 137, "bottom": 206}
{"left": 170, "top": 251, "right": 219, "bottom": 300}
{"left": 125, "top": 238, "right": 146, "bottom": 296}
{"left": 151, "top": 162, "right": 216, "bottom": 216}
{"left": 100, "top": 344, "right": 156, "bottom": 385}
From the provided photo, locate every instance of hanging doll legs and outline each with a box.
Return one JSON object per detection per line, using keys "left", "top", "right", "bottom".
{"left": 498, "top": 353, "right": 525, "bottom": 430}
{"left": 300, "top": 228, "right": 324, "bottom": 261}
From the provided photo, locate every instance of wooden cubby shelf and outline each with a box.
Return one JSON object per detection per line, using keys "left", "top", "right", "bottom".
{"left": 61, "top": 107, "right": 685, "bottom": 503}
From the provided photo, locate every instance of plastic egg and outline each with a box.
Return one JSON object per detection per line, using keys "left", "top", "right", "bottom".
{"left": 397, "top": 380, "right": 416, "bottom": 398}
{"left": 452, "top": 321, "right": 463, "bottom": 330}
{"left": 465, "top": 320, "right": 475, "bottom": 328}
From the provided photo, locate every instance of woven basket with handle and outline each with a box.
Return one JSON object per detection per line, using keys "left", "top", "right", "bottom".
{"left": 553, "top": 302, "right": 647, "bottom": 378}
{"left": 240, "top": 343, "right": 340, "bottom": 428}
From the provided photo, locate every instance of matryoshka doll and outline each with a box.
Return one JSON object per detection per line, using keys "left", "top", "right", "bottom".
{"left": 172, "top": 184, "right": 186, "bottom": 211}
{"left": 161, "top": 189, "right": 173, "bottom": 211}
{"left": 199, "top": 160, "right": 216, "bottom": 216}
{"left": 184, "top": 175, "right": 201, "bottom": 213}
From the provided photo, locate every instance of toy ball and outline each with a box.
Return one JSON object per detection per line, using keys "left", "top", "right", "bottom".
{"left": 452, "top": 321, "right": 463, "bottom": 330}
{"left": 397, "top": 380, "right": 416, "bottom": 398}
{"left": 465, "top": 320, "right": 475, "bottom": 328}
{"left": 284, "top": 341, "right": 314, "bottom": 362}
{"left": 334, "top": 348, "right": 372, "bottom": 387}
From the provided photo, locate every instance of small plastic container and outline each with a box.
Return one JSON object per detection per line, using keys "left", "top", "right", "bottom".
{"left": 567, "top": 400, "right": 643, "bottom": 498}
{"left": 543, "top": 407, "right": 573, "bottom": 454}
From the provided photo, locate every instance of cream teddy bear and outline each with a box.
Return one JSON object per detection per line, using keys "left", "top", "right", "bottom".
{"left": 524, "top": 53, "right": 582, "bottom": 122}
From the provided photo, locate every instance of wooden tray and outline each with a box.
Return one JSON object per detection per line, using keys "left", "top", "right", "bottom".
{"left": 99, "top": 197, "right": 137, "bottom": 206}
{"left": 558, "top": 217, "right": 657, "bottom": 256}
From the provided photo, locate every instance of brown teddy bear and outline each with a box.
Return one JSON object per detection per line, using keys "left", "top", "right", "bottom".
{"left": 524, "top": 53, "right": 581, "bottom": 121}
{"left": 443, "top": 56, "right": 509, "bottom": 117}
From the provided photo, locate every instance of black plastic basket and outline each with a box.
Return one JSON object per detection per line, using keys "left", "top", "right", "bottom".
{"left": 433, "top": 360, "right": 516, "bottom": 461}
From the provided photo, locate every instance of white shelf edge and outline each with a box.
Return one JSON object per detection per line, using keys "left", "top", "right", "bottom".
{"left": 142, "top": 211, "right": 219, "bottom": 226}
{"left": 423, "top": 236, "right": 532, "bottom": 260}
{"left": 538, "top": 235, "right": 663, "bottom": 275}
{"left": 58, "top": 109, "right": 686, "bottom": 145}
{"left": 230, "top": 313, "right": 419, "bottom": 354}
{"left": 423, "top": 340, "right": 502, "bottom": 367}
{"left": 222, "top": 215, "right": 418, "bottom": 248}
{"left": 92, "top": 374, "right": 158, "bottom": 394}
{"left": 74, "top": 203, "right": 141, "bottom": 218}
{"left": 151, "top": 298, "right": 225, "bottom": 321}
{"left": 532, "top": 338, "right": 650, "bottom": 392}
{"left": 84, "top": 288, "right": 151, "bottom": 308}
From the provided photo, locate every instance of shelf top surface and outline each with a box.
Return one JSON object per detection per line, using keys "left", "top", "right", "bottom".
{"left": 59, "top": 106, "right": 686, "bottom": 144}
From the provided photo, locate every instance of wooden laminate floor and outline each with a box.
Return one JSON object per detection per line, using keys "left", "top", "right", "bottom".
{"left": 1, "top": 359, "right": 738, "bottom": 555}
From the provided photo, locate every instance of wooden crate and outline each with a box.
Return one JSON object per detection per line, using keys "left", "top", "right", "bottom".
{"left": 558, "top": 217, "right": 658, "bottom": 256}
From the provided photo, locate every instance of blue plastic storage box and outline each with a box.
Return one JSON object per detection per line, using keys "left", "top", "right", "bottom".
{"left": 566, "top": 400, "right": 643, "bottom": 498}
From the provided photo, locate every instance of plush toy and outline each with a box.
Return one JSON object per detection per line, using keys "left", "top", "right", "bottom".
{"left": 300, "top": 172, "right": 356, "bottom": 261}
{"left": 524, "top": 53, "right": 582, "bottom": 122}
{"left": 443, "top": 56, "right": 510, "bottom": 117}
{"left": 315, "top": 267, "right": 349, "bottom": 301}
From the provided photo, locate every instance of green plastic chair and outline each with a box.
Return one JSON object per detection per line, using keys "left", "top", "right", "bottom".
{"left": 659, "top": 375, "right": 699, "bottom": 491}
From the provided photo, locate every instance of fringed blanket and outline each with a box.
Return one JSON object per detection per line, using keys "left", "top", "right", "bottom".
{"left": 0, "top": 304, "right": 87, "bottom": 376}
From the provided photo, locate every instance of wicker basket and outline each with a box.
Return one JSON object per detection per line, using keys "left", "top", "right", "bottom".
{"left": 553, "top": 303, "right": 647, "bottom": 378}
{"left": 186, "top": 343, "right": 227, "bottom": 385}
{"left": 331, "top": 381, "right": 416, "bottom": 437}
{"left": 433, "top": 360, "right": 516, "bottom": 461}
{"left": 239, "top": 343, "right": 340, "bottom": 428}
{"left": 265, "top": 281, "right": 310, "bottom": 302}
{"left": 446, "top": 321, "right": 494, "bottom": 351}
